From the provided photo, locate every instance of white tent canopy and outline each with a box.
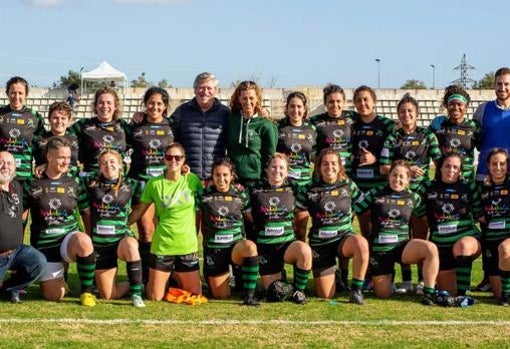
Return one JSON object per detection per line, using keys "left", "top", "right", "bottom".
{"left": 80, "top": 61, "right": 128, "bottom": 94}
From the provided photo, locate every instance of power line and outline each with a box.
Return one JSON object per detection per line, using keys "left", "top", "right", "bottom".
{"left": 451, "top": 54, "right": 476, "bottom": 89}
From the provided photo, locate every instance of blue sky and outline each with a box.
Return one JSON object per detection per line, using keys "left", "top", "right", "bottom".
{"left": 1, "top": 0, "right": 509, "bottom": 88}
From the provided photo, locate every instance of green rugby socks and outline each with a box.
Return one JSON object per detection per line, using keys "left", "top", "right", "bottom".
{"left": 242, "top": 256, "right": 259, "bottom": 292}
{"left": 500, "top": 270, "right": 510, "bottom": 297}
{"left": 351, "top": 278, "right": 364, "bottom": 291}
{"left": 77, "top": 253, "right": 96, "bottom": 293}
{"left": 293, "top": 265, "right": 311, "bottom": 292}
{"left": 455, "top": 256, "right": 472, "bottom": 296}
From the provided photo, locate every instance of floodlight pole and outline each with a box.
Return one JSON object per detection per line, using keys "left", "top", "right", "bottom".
{"left": 430, "top": 64, "right": 436, "bottom": 89}
{"left": 375, "top": 59, "right": 381, "bottom": 88}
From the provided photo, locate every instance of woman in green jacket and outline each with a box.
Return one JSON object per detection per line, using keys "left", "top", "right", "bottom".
{"left": 226, "top": 80, "right": 278, "bottom": 188}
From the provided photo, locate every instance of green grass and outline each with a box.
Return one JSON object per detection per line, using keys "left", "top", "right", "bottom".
{"left": 10, "top": 205, "right": 507, "bottom": 348}
{"left": 1, "top": 257, "right": 509, "bottom": 348}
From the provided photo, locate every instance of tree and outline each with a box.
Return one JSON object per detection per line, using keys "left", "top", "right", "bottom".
{"left": 266, "top": 75, "right": 279, "bottom": 88}
{"left": 400, "top": 79, "right": 427, "bottom": 89}
{"left": 230, "top": 75, "right": 261, "bottom": 88}
{"left": 473, "top": 72, "right": 495, "bottom": 89}
{"left": 56, "top": 70, "right": 81, "bottom": 89}
{"left": 130, "top": 72, "right": 149, "bottom": 88}
{"left": 158, "top": 79, "right": 172, "bottom": 88}
{"left": 229, "top": 79, "right": 242, "bottom": 88}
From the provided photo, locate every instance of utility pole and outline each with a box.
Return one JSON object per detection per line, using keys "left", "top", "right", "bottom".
{"left": 452, "top": 54, "right": 476, "bottom": 89}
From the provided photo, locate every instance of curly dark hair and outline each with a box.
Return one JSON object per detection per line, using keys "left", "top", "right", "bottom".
{"left": 442, "top": 84, "right": 470, "bottom": 108}
{"left": 322, "top": 84, "right": 345, "bottom": 104}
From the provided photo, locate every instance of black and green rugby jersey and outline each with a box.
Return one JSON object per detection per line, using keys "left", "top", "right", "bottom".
{"left": 350, "top": 114, "right": 395, "bottom": 191}
{"left": 417, "top": 179, "right": 481, "bottom": 248}
{"left": 127, "top": 117, "right": 174, "bottom": 181}
{"left": 380, "top": 126, "right": 441, "bottom": 190}
{"left": 70, "top": 116, "right": 129, "bottom": 173}
{"left": 277, "top": 119, "right": 316, "bottom": 185}
{"left": 310, "top": 111, "right": 356, "bottom": 171}
{"left": 23, "top": 173, "right": 84, "bottom": 251}
{"left": 480, "top": 177, "right": 510, "bottom": 242}
{"left": 0, "top": 105, "right": 45, "bottom": 180}
{"left": 249, "top": 180, "right": 296, "bottom": 245}
{"left": 296, "top": 178, "right": 362, "bottom": 247}
{"left": 199, "top": 184, "right": 250, "bottom": 248}
{"left": 80, "top": 176, "right": 136, "bottom": 246}
{"left": 33, "top": 130, "right": 79, "bottom": 175}
{"left": 433, "top": 118, "right": 481, "bottom": 180}
{"left": 355, "top": 186, "right": 420, "bottom": 252}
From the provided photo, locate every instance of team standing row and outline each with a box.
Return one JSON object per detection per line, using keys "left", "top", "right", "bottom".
{"left": 0, "top": 69, "right": 509, "bottom": 307}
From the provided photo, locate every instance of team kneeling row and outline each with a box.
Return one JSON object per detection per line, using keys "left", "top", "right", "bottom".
{"left": 2, "top": 138, "right": 508, "bottom": 308}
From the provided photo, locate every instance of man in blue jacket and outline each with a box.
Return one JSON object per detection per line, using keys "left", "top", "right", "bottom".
{"left": 171, "top": 72, "right": 230, "bottom": 180}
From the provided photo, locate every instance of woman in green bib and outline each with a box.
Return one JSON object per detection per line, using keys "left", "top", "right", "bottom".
{"left": 129, "top": 143, "right": 203, "bottom": 301}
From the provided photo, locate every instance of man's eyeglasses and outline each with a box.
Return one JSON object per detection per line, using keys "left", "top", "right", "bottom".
{"left": 165, "top": 154, "right": 185, "bottom": 162}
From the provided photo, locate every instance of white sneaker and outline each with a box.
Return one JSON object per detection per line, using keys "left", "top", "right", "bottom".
{"left": 416, "top": 281, "right": 425, "bottom": 295}
{"left": 131, "top": 295, "right": 146, "bottom": 308}
{"left": 395, "top": 281, "right": 413, "bottom": 294}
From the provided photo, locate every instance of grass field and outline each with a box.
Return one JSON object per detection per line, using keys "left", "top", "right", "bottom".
{"left": 2, "top": 257, "right": 510, "bottom": 348}
{"left": 5, "top": 191, "right": 509, "bottom": 349}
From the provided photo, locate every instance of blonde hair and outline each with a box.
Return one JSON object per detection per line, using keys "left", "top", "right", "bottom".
{"left": 92, "top": 149, "right": 124, "bottom": 197}
{"left": 267, "top": 152, "right": 290, "bottom": 171}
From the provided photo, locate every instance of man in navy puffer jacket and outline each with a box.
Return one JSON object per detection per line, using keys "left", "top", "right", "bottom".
{"left": 171, "top": 72, "right": 230, "bottom": 180}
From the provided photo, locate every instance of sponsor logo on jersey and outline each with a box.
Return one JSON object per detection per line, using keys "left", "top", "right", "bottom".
{"left": 102, "top": 194, "right": 114, "bottom": 204}
{"left": 387, "top": 208, "right": 401, "bottom": 218}
{"left": 449, "top": 138, "right": 461, "bottom": 148}
{"left": 218, "top": 205, "right": 229, "bottom": 216}
{"left": 358, "top": 140, "right": 369, "bottom": 150}
{"left": 269, "top": 196, "right": 280, "bottom": 206}
{"left": 103, "top": 135, "right": 114, "bottom": 143}
{"left": 405, "top": 150, "right": 416, "bottom": 160}
{"left": 9, "top": 128, "right": 20, "bottom": 138}
{"left": 48, "top": 198, "right": 62, "bottom": 210}
{"left": 291, "top": 143, "right": 302, "bottom": 153}
{"left": 441, "top": 203, "right": 455, "bottom": 214}
{"left": 324, "top": 201, "right": 336, "bottom": 212}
